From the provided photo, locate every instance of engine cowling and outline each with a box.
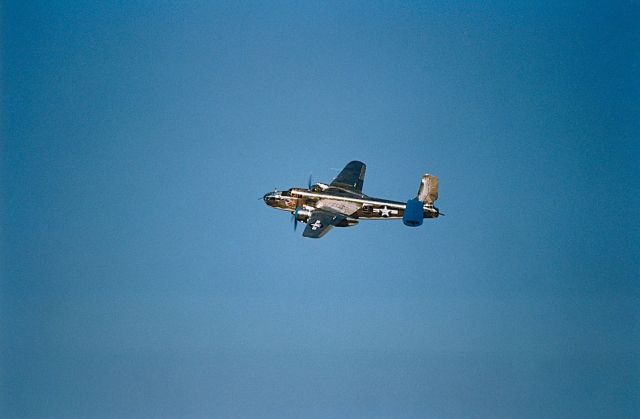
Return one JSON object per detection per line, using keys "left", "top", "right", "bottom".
{"left": 403, "top": 198, "right": 424, "bottom": 227}
{"left": 335, "top": 218, "right": 359, "bottom": 227}
{"left": 293, "top": 208, "right": 312, "bottom": 223}
{"left": 311, "top": 183, "right": 330, "bottom": 192}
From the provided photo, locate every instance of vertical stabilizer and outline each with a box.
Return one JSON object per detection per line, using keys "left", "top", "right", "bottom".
{"left": 416, "top": 174, "right": 438, "bottom": 205}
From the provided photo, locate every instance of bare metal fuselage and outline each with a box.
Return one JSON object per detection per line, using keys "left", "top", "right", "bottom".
{"left": 263, "top": 187, "right": 439, "bottom": 225}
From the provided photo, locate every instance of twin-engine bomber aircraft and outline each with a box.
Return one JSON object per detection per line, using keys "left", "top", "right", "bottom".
{"left": 263, "top": 161, "right": 441, "bottom": 238}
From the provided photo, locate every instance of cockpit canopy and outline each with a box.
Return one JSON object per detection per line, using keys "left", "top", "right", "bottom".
{"left": 263, "top": 189, "right": 292, "bottom": 203}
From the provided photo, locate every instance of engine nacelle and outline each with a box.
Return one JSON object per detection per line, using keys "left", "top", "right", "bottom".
{"left": 335, "top": 218, "right": 359, "bottom": 228}
{"left": 293, "top": 208, "right": 312, "bottom": 223}
{"left": 311, "top": 183, "right": 330, "bottom": 192}
{"left": 403, "top": 198, "right": 424, "bottom": 227}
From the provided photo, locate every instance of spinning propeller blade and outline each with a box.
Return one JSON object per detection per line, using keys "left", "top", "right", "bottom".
{"left": 291, "top": 207, "right": 299, "bottom": 231}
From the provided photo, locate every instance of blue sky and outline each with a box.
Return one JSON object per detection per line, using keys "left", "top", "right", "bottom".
{"left": 2, "top": 1, "right": 639, "bottom": 417}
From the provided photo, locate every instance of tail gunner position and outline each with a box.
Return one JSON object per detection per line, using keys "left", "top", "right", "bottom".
{"left": 263, "top": 161, "right": 441, "bottom": 238}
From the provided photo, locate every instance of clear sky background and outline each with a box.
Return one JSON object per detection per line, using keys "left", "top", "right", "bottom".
{"left": 2, "top": 1, "right": 638, "bottom": 418}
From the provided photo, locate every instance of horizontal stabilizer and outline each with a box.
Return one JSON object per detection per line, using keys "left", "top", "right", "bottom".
{"left": 416, "top": 174, "right": 438, "bottom": 205}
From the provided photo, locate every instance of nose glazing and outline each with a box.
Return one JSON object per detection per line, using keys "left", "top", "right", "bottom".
{"left": 263, "top": 192, "right": 275, "bottom": 204}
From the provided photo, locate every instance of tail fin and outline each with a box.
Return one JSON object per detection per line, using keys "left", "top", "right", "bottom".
{"left": 416, "top": 174, "right": 438, "bottom": 205}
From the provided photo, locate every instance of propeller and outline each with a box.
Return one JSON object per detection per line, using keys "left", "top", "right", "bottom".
{"left": 290, "top": 180, "right": 310, "bottom": 232}
{"left": 291, "top": 197, "right": 306, "bottom": 231}
{"left": 291, "top": 207, "right": 299, "bottom": 231}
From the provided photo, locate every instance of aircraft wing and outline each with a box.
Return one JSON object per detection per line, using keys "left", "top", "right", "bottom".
{"left": 329, "top": 161, "right": 366, "bottom": 193}
{"left": 302, "top": 210, "right": 347, "bottom": 239}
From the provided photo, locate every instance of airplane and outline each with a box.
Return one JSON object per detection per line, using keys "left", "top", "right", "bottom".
{"left": 262, "top": 160, "right": 441, "bottom": 238}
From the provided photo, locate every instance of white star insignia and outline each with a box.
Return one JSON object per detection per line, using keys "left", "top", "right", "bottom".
{"left": 379, "top": 206, "right": 391, "bottom": 217}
